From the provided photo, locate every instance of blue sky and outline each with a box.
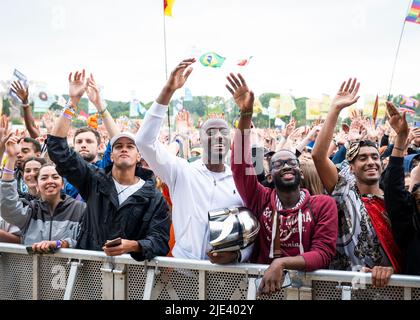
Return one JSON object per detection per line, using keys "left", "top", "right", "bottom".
{"left": 0, "top": 0, "right": 419, "bottom": 103}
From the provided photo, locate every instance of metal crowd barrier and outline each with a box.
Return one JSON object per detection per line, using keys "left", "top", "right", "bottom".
{"left": 1, "top": 243, "right": 420, "bottom": 300}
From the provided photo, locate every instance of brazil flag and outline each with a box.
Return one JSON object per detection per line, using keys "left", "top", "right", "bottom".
{"left": 199, "top": 52, "right": 225, "bottom": 68}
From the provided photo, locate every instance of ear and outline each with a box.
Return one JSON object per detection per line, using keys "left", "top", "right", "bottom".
{"left": 349, "top": 163, "right": 355, "bottom": 174}
{"left": 299, "top": 169, "right": 304, "bottom": 181}
{"left": 110, "top": 152, "right": 115, "bottom": 163}
{"left": 35, "top": 152, "right": 41, "bottom": 157}
{"left": 266, "top": 173, "right": 273, "bottom": 183}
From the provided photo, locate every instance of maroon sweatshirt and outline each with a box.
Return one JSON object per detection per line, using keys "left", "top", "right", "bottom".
{"left": 231, "top": 131, "right": 338, "bottom": 271}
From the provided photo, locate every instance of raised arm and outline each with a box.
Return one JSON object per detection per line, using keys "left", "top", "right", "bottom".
{"left": 0, "top": 135, "right": 31, "bottom": 230}
{"left": 10, "top": 81, "right": 40, "bottom": 139}
{"left": 51, "top": 70, "right": 86, "bottom": 138}
{"left": 48, "top": 70, "right": 93, "bottom": 198}
{"left": 383, "top": 102, "right": 414, "bottom": 249}
{"left": 312, "top": 78, "right": 360, "bottom": 194}
{"left": 0, "top": 115, "right": 12, "bottom": 165}
{"left": 135, "top": 59, "right": 195, "bottom": 186}
{"left": 227, "top": 73, "right": 270, "bottom": 214}
{"left": 86, "top": 74, "right": 120, "bottom": 139}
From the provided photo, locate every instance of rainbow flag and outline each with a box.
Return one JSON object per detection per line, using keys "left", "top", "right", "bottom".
{"left": 406, "top": 0, "right": 420, "bottom": 24}
{"left": 164, "top": 0, "right": 175, "bottom": 17}
{"left": 397, "top": 95, "right": 419, "bottom": 114}
{"left": 199, "top": 52, "right": 225, "bottom": 68}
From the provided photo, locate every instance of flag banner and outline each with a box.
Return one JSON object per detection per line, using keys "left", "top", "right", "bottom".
{"left": 9, "top": 69, "right": 28, "bottom": 104}
{"left": 278, "top": 94, "right": 296, "bottom": 116}
{"left": 268, "top": 106, "right": 277, "bottom": 119}
{"left": 396, "top": 95, "right": 419, "bottom": 114}
{"left": 320, "top": 94, "right": 331, "bottom": 119}
{"left": 199, "top": 52, "right": 226, "bottom": 68}
{"left": 237, "top": 56, "right": 253, "bottom": 66}
{"left": 56, "top": 95, "right": 67, "bottom": 107}
{"left": 184, "top": 87, "right": 193, "bottom": 101}
{"left": 363, "top": 95, "right": 387, "bottom": 119}
{"left": 164, "top": 0, "right": 175, "bottom": 17}
{"left": 253, "top": 97, "right": 263, "bottom": 114}
{"left": 129, "top": 98, "right": 146, "bottom": 117}
{"left": 306, "top": 98, "right": 321, "bottom": 120}
{"left": 406, "top": 0, "right": 420, "bottom": 24}
{"left": 274, "top": 117, "right": 286, "bottom": 129}
{"left": 33, "top": 84, "right": 56, "bottom": 113}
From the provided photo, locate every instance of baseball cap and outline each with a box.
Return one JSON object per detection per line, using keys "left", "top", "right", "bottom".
{"left": 110, "top": 132, "right": 137, "bottom": 149}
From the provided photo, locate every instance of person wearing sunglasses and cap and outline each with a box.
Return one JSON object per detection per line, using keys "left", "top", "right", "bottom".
{"left": 312, "top": 78, "right": 402, "bottom": 287}
{"left": 229, "top": 73, "right": 338, "bottom": 296}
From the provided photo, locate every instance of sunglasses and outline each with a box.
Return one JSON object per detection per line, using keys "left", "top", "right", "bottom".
{"left": 271, "top": 158, "right": 299, "bottom": 170}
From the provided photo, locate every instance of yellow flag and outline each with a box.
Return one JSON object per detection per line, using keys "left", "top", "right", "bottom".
{"left": 253, "top": 97, "right": 263, "bottom": 114}
{"left": 164, "top": 0, "right": 176, "bottom": 17}
{"left": 306, "top": 99, "right": 321, "bottom": 120}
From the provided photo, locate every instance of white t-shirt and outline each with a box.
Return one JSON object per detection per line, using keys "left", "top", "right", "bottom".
{"left": 113, "top": 178, "right": 145, "bottom": 205}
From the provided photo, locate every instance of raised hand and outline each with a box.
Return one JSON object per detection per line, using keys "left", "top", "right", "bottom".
{"left": 226, "top": 73, "right": 254, "bottom": 113}
{"left": 0, "top": 115, "right": 12, "bottom": 151}
{"left": 284, "top": 117, "right": 296, "bottom": 138}
{"left": 68, "top": 69, "right": 86, "bottom": 105}
{"left": 10, "top": 81, "right": 29, "bottom": 104}
{"left": 86, "top": 74, "right": 103, "bottom": 110}
{"left": 5, "top": 134, "right": 20, "bottom": 158}
{"left": 331, "top": 78, "right": 360, "bottom": 111}
{"left": 166, "top": 58, "right": 195, "bottom": 91}
{"left": 386, "top": 101, "right": 408, "bottom": 136}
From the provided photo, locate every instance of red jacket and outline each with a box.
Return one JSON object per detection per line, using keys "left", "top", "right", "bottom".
{"left": 231, "top": 132, "right": 338, "bottom": 271}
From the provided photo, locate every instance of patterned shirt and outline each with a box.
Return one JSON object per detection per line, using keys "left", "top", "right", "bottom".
{"left": 330, "top": 161, "right": 391, "bottom": 271}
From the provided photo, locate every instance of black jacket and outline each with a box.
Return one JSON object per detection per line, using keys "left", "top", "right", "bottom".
{"left": 383, "top": 156, "right": 420, "bottom": 275}
{"left": 46, "top": 135, "right": 170, "bottom": 261}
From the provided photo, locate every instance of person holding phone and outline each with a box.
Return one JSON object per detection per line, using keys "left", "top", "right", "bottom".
{"left": 46, "top": 70, "right": 170, "bottom": 261}
{"left": 0, "top": 135, "right": 85, "bottom": 253}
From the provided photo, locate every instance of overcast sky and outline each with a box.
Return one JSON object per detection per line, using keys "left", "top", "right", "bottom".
{"left": 0, "top": 0, "right": 419, "bottom": 103}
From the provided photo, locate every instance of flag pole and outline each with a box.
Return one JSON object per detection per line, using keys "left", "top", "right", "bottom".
{"left": 163, "top": 9, "right": 171, "bottom": 141}
{"left": 387, "top": 0, "right": 413, "bottom": 101}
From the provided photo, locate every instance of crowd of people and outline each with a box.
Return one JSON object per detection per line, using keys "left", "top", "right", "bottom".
{"left": 0, "top": 58, "right": 419, "bottom": 296}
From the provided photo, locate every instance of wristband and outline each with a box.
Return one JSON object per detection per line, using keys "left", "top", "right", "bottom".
{"left": 98, "top": 108, "right": 107, "bottom": 116}
{"left": 21, "top": 103, "right": 30, "bottom": 108}
{"left": 55, "top": 240, "right": 61, "bottom": 249}
{"left": 240, "top": 111, "right": 253, "bottom": 117}
{"left": 2, "top": 168, "right": 14, "bottom": 175}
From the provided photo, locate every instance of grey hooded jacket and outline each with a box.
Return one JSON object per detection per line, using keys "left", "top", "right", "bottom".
{"left": 0, "top": 180, "right": 86, "bottom": 247}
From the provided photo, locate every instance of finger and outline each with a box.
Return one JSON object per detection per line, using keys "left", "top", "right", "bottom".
{"left": 90, "top": 73, "right": 96, "bottom": 84}
{"left": 74, "top": 71, "right": 79, "bottom": 82}
{"left": 371, "top": 268, "right": 378, "bottom": 287}
{"left": 183, "top": 67, "right": 193, "bottom": 81}
{"left": 351, "top": 82, "right": 360, "bottom": 97}
{"left": 338, "top": 81, "right": 346, "bottom": 93}
{"left": 230, "top": 73, "right": 241, "bottom": 88}
{"left": 344, "top": 78, "right": 352, "bottom": 92}
{"left": 68, "top": 72, "right": 73, "bottom": 82}
{"left": 237, "top": 73, "right": 247, "bottom": 87}
{"left": 226, "top": 76, "right": 238, "bottom": 90}
{"left": 349, "top": 78, "right": 357, "bottom": 93}
{"left": 225, "top": 85, "right": 235, "bottom": 96}
{"left": 17, "top": 81, "right": 24, "bottom": 91}
{"left": 81, "top": 69, "right": 86, "bottom": 82}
